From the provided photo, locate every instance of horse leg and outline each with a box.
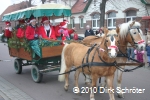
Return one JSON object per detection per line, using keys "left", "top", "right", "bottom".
{"left": 100, "top": 77, "right": 107, "bottom": 92}
{"left": 74, "top": 70, "right": 81, "bottom": 94}
{"left": 85, "top": 74, "right": 92, "bottom": 85}
{"left": 117, "top": 68, "right": 124, "bottom": 98}
{"left": 64, "top": 66, "right": 71, "bottom": 91}
{"left": 106, "top": 75, "right": 115, "bottom": 100}
{"left": 90, "top": 75, "right": 98, "bottom": 100}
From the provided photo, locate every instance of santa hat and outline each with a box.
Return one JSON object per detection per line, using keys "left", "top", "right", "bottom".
{"left": 5, "top": 21, "right": 11, "bottom": 26}
{"left": 18, "top": 19, "right": 25, "bottom": 23}
{"left": 63, "top": 19, "right": 69, "bottom": 24}
{"left": 60, "top": 21, "right": 66, "bottom": 27}
{"left": 29, "top": 15, "right": 36, "bottom": 23}
{"left": 30, "top": 18, "right": 36, "bottom": 23}
{"left": 41, "top": 16, "right": 49, "bottom": 23}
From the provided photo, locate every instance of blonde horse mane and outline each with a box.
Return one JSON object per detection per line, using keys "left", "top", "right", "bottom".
{"left": 119, "top": 21, "right": 141, "bottom": 39}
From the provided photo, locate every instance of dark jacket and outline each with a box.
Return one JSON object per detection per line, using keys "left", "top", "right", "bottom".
{"left": 96, "top": 29, "right": 104, "bottom": 35}
{"left": 84, "top": 29, "right": 94, "bottom": 37}
{"left": 146, "top": 46, "right": 150, "bottom": 56}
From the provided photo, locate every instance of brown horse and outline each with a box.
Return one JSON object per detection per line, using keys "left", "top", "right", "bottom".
{"left": 82, "top": 21, "right": 146, "bottom": 98}
{"left": 58, "top": 28, "right": 120, "bottom": 100}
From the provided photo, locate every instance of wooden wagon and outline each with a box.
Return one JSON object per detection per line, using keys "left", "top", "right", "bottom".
{"left": 2, "top": 3, "right": 73, "bottom": 83}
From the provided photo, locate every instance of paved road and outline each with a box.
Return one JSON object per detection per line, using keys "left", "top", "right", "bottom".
{"left": 0, "top": 43, "right": 150, "bottom": 100}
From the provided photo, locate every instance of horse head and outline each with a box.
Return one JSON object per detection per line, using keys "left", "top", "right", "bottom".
{"left": 120, "top": 20, "right": 145, "bottom": 51}
{"left": 102, "top": 27, "right": 120, "bottom": 58}
{"left": 128, "top": 20, "right": 145, "bottom": 50}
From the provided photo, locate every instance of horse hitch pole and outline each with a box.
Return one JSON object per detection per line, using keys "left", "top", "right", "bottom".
{"left": 117, "top": 63, "right": 145, "bottom": 66}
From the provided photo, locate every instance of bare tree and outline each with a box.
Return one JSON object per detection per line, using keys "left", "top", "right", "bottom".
{"left": 41, "top": 0, "right": 46, "bottom": 4}
{"left": 99, "top": 0, "right": 108, "bottom": 28}
{"left": 28, "top": 0, "right": 32, "bottom": 7}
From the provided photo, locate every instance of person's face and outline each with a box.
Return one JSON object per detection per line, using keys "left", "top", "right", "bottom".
{"left": 43, "top": 21, "right": 49, "bottom": 26}
{"left": 86, "top": 27, "right": 90, "bottom": 30}
{"left": 31, "top": 21, "right": 36, "bottom": 26}
{"left": 6, "top": 24, "right": 10, "bottom": 27}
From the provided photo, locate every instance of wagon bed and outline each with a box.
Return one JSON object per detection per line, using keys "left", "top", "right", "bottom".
{"left": 9, "top": 45, "right": 63, "bottom": 61}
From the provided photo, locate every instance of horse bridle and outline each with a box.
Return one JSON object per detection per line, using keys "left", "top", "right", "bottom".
{"left": 117, "top": 26, "right": 144, "bottom": 57}
{"left": 127, "top": 26, "right": 145, "bottom": 46}
{"left": 103, "top": 34, "right": 119, "bottom": 52}
{"left": 81, "top": 34, "right": 119, "bottom": 74}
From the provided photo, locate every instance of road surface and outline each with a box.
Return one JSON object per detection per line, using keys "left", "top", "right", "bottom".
{"left": 0, "top": 43, "right": 150, "bottom": 100}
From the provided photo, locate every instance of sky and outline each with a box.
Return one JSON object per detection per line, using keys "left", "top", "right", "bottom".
{"left": 0, "top": 0, "right": 12, "bottom": 15}
{"left": 0, "top": 0, "right": 42, "bottom": 15}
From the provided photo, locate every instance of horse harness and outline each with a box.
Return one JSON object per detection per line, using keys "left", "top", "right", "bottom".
{"left": 117, "top": 26, "right": 144, "bottom": 57}
{"left": 40, "top": 30, "right": 145, "bottom": 76}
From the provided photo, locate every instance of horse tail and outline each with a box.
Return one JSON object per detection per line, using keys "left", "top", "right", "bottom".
{"left": 58, "top": 43, "right": 68, "bottom": 82}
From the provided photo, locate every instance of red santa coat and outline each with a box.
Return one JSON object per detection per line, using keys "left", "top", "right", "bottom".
{"left": 5, "top": 27, "right": 12, "bottom": 38}
{"left": 25, "top": 25, "right": 39, "bottom": 40}
{"left": 17, "top": 28, "right": 25, "bottom": 38}
{"left": 55, "top": 25, "right": 61, "bottom": 37}
{"left": 39, "top": 25, "right": 56, "bottom": 40}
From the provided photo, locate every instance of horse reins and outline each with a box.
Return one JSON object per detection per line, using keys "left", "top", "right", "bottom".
{"left": 39, "top": 29, "right": 145, "bottom": 76}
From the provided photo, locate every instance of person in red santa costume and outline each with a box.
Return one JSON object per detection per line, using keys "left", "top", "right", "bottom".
{"left": 16, "top": 19, "right": 26, "bottom": 38}
{"left": 25, "top": 15, "right": 40, "bottom": 41}
{"left": 57, "top": 20, "right": 75, "bottom": 44}
{"left": 4, "top": 21, "right": 12, "bottom": 39}
{"left": 39, "top": 16, "right": 56, "bottom": 40}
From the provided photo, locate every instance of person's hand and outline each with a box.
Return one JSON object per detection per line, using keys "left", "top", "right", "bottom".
{"left": 34, "top": 34, "right": 39, "bottom": 39}
{"left": 72, "top": 27, "right": 76, "bottom": 31}
{"left": 39, "top": 35, "right": 42, "bottom": 38}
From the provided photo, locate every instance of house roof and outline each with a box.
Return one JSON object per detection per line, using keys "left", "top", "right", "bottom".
{"left": 0, "top": 1, "right": 29, "bottom": 20}
{"left": 71, "top": 0, "right": 92, "bottom": 14}
{"left": 142, "top": 16, "right": 150, "bottom": 20}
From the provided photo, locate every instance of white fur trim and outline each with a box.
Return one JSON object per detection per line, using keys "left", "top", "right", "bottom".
{"left": 30, "top": 19, "right": 36, "bottom": 23}
{"left": 62, "top": 24, "right": 67, "bottom": 28}
{"left": 44, "top": 26, "right": 51, "bottom": 38}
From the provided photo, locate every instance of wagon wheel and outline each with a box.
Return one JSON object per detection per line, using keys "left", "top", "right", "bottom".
{"left": 31, "top": 65, "right": 43, "bottom": 83}
{"left": 14, "top": 59, "right": 22, "bottom": 74}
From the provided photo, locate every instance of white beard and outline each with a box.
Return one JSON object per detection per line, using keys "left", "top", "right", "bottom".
{"left": 44, "top": 25, "right": 50, "bottom": 30}
{"left": 9, "top": 27, "right": 12, "bottom": 31}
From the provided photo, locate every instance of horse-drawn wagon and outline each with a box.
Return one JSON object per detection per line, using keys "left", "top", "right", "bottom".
{"left": 2, "top": 3, "right": 76, "bottom": 83}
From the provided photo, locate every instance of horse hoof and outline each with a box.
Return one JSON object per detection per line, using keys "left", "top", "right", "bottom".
{"left": 117, "top": 93, "right": 124, "bottom": 98}
{"left": 90, "top": 98, "right": 95, "bottom": 100}
{"left": 85, "top": 82, "right": 91, "bottom": 85}
{"left": 64, "top": 86, "right": 69, "bottom": 91}
{"left": 64, "top": 88, "right": 68, "bottom": 91}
